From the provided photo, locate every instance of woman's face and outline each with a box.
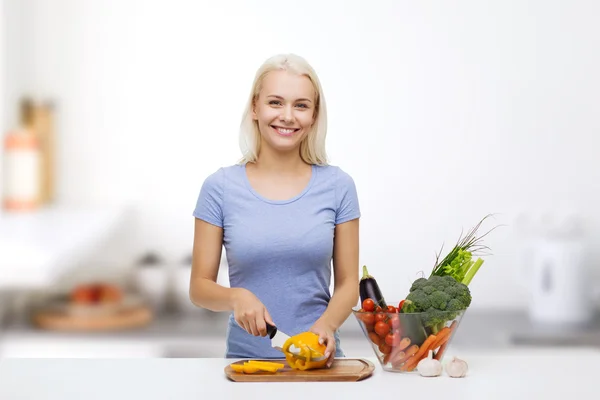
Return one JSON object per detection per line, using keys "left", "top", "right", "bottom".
{"left": 252, "top": 70, "right": 316, "bottom": 155}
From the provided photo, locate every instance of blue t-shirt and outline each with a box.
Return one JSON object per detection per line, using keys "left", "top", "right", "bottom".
{"left": 192, "top": 163, "right": 361, "bottom": 359}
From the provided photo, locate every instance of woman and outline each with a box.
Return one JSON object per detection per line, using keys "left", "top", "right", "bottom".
{"left": 190, "top": 53, "right": 360, "bottom": 366}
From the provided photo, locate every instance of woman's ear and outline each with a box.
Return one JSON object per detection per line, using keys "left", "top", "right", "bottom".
{"left": 252, "top": 98, "right": 258, "bottom": 120}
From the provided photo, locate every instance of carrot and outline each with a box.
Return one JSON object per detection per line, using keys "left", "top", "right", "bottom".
{"left": 400, "top": 334, "right": 438, "bottom": 371}
{"left": 433, "top": 321, "right": 458, "bottom": 361}
{"left": 391, "top": 344, "right": 418, "bottom": 368}
{"left": 397, "top": 337, "right": 411, "bottom": 351}
{"left": 385, "top": 337, "right": 411, "bottom": 366}
{"left": 433, "top": 341, "right": 449, "bottom": 361}
{"left": 429, "top": 327, "right": 452, "bottom": 351}
{"left": 389, "top": 351, "right": 404, "bottom": 364}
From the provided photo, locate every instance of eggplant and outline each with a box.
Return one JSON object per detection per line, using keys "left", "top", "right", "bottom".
{"left": 359, "top": 265, "right": 387, "bottom": 308}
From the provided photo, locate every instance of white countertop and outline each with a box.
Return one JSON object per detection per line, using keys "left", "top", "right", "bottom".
{"left": 0, "top": 347, "right": 596, "bottom": 399}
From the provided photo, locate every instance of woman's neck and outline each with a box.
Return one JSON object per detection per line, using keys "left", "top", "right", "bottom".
{"left": 254, "top": 145, "right": 308, "bottom": 174}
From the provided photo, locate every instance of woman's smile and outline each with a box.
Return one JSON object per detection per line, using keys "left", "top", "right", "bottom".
{"left": 271, "top": 125, "right": 300, "bottom": 137}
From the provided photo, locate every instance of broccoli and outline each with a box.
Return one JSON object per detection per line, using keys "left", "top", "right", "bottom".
{"left": 405, "top": 289, "right": 431, "bottom": 311}
{"left": 421, "top": 308, "right": 448, "bottom": 331}
{"left": 447, "top": 299, "right": 464, "bottom": 312}
{"left": 401, "top": 275, "right": 471, "bottom": 333}
{"left": 423, "top": 286, "right": 437, "bottom": 295}
{"left": 429, "top": 291, "right": 451, "bottom": 310}
{"left": 410, "top": 278, "right": 429, "bottom": 292}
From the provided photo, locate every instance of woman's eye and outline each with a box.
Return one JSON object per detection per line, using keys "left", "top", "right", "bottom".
{"left": 268, "top": 100, "right": 281, "bottom": 105}
{"left": 296, "top": 103, "right": 308, "bottom": 109}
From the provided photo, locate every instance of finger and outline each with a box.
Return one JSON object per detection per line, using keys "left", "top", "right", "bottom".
{"left": 241, "top": 319, "right": 252, "bottom": 335}
{"left": 235, "top": 316, "right": 246, "bottom": 331}
{"left": 327, "top": 350, "right": 335, "bottom": 368}
{"left": 317, "top": 332, "right": 326, "bottom": 346}
{"left": 324, "top": 336, "right": 335, "bottom": 358}
{"left": 249, "top": 318, "right": 260, "bottom": 336}
{"left": 325, "top": 337, "right": 336, "bottom": 368}
{"left": 264, "top": 309, "right": 274, "bottom": 326}
{"left": 256, "top": 313, "right": 267, "bottom": 337}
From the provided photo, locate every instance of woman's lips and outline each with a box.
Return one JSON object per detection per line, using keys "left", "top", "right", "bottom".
{"left": 271, "top": 125, "right": 300, "bottom": 136}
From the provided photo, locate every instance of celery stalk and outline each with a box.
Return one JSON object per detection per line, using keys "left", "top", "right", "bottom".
{"left": 462, "top": 258, "right": 484, "bottom": 286}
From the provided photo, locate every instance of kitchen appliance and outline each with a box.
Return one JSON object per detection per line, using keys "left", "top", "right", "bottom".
{"left": 517, "top": 213, "right": 596, "bottom": 326}
{"left": 527, "top": 236, "right": 592, "bottom": 325}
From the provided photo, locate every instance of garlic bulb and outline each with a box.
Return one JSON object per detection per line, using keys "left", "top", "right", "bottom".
{"left": 445, "top": 356, "right": 468, "bottom": 378}
{"left": 417, "top": 350, "right": 442, "bottom": 377}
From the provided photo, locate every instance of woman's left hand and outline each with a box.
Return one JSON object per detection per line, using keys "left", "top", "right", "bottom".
{"left": 309, "top": 319, "right": 336, "bottom": 368}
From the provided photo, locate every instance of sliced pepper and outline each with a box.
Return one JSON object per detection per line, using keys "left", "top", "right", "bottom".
{"left": 245, "top": 360, "right": 285, "bottom": 372}
{"left": 282, "top": 332, "right": 329, "bottom": 371}
{"left": 230, "top": 360, "right": 284, "bottom": 374}
{"left": 230, "top": 364, "right": 260, "bottom": 374}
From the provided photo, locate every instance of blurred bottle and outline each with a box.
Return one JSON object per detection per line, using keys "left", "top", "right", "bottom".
{"left": 32, "top": 100, "right": 55, "bottom": 204}
{"left": 2, "top": 99, "right": 41, "bottom": 212}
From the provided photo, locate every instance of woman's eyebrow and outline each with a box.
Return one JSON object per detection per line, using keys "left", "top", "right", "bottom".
{"left": 267, "top": 94, "right": 313, "bottom": 103}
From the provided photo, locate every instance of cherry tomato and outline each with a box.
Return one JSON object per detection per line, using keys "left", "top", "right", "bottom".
{"left": 368, "top": 331, "right": 381, "bottom": 346}
{"left": 398, "top": 300, "right": 405, "bottom": 311}
{"left": 386, "top": 305, "right": 397, "bottom": 313}
{"left": 387, "top": 314, "right": 400, "bottom": 330}
{"left": 361, "top": 313, "right": 375, "bottom": 326}
{"left": 362, "top": 298, "right": 375, "bottom": 312}
{"left": 378, "top": 343, "right": 392, "bottom": 355}
{"left": 385, "top": 331, "right": 401, "bottom": 347}
{"left": 375, "top": 320, "right": 390, "bottom": 337}
{"left": 375, "top": 312, "right": 387, "bottom": 323}
{"left": 375, "top": 306, "right": 383, "bottom": 313}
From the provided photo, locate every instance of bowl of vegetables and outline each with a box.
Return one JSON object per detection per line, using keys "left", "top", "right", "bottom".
{"left": 353, "top": 215, "right": 500, "bottom": 373}
{"left": 353, "top": 298, "right": 466, "bottom": 372}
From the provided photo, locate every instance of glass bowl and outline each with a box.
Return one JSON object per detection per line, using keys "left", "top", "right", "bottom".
{"left": 352, "top": 306, "right": 466, "bottom": 373}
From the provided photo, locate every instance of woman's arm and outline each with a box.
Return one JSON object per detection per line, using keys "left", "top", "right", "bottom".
{"left": 189, "top": 218, "right": 236, "bottom": 311}
{"left": 316, "top": 218, "right": 360, "bottom": 331}
{"left": 189, "top": 218, "right": 275, "bottom": 336}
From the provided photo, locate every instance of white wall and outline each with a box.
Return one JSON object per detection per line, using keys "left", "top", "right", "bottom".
{"left": 4, "top": 0, "right": 600, "bottom": 310}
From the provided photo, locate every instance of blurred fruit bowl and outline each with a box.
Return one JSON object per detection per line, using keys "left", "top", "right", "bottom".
{"left": 352, "top": 306, "right": 466, "bottom": 373}
{"left": 35, "top": 282, "right": 145, "bottom": 317}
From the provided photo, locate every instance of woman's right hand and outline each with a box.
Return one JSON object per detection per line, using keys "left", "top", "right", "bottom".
{"left": 231, "top": 288, "right": 275, "bottom": 337}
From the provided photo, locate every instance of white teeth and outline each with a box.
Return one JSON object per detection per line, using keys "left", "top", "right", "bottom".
{"left": 275, "top": 127, "right": 295, "bottom": 134}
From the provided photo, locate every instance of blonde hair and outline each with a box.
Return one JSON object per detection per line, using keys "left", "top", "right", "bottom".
{"left": 238, "top": 54, "right": 328, "bottom": 165}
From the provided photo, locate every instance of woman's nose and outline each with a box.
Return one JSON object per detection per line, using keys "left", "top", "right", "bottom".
{"left": 280, "top": 107, "right": 293, "bottom": 123}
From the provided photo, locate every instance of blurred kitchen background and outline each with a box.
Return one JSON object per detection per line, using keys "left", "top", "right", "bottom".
{"left": 0, "top": 0, "right": 599, "bottom": 358}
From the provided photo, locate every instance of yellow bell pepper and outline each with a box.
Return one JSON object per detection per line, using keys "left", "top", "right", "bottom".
{"left": 282, "top": 332, "right": 329, "bottom": 371}
{"left": 230, "top": 360, "right": 285, "bottom": 374}
{"left": 230, "top": 363, "right": 260, "bottom": 374}
{"left": 246, "top": 360, "right": 285, "bottom": 371}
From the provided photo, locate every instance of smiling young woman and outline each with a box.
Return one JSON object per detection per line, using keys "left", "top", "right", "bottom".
{"left": 189, "top": 54, "right": 360, "bottom": 366}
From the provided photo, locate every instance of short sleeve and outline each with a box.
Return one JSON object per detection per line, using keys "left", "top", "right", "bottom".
{"left": 335, "top": 167, "right": 361, "bottom": 225}
{"left": 192, "top": 168, "right": 224, "bottom": 228}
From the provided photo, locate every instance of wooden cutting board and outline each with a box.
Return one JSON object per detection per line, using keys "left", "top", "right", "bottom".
{"left": 32, "top": 305, "right": 153, "bottom": 331}
{"left": 225, "top": 358, "right": 375, "bottom": 382}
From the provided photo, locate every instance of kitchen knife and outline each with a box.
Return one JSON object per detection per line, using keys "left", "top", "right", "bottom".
{"left": 265, "top": 322, "right": 292, "bottom": 352}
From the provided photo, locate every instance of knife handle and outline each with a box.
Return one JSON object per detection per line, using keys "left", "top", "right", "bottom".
{"left": 265, "top": 322, "right": 277, "bottom": 339}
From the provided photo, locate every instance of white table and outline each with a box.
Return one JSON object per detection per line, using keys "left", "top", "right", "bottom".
{"left": 0, "top": 347, "right": 595, "bottom": 399}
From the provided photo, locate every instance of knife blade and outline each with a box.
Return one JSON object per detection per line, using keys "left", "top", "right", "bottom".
{"left": 265, "top": 322, "right": 292, "bottom": 352}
